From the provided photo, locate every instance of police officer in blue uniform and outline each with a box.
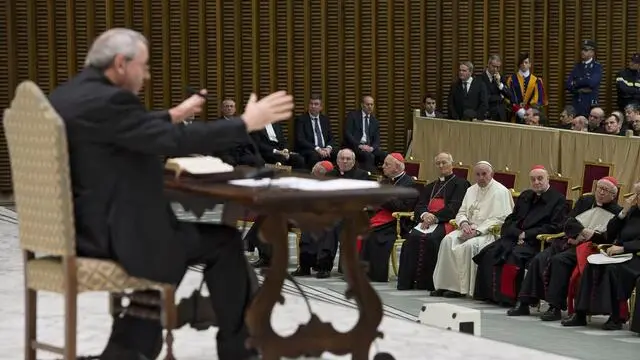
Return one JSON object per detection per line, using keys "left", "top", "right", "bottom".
{"left": 566, "top": 39, "right": 602, "bottom": 116}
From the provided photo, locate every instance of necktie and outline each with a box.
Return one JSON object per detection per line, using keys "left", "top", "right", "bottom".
{"left": 313, "top": 117, "right": 324, "bottom": 148}
{"left": 365, "top": 115, "right": 370, "bottom": 141}
{"left": 463, "top": 81, "right": 468, "bottom": 93}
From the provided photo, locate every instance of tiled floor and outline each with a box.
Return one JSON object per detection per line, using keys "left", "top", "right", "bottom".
{"left": 1, "top": 206, "right": 638, "bottom": 359}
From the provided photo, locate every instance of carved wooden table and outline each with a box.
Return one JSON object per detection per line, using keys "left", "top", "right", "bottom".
{"left": 164, "top": 175, "right": 417, "bottom": 360}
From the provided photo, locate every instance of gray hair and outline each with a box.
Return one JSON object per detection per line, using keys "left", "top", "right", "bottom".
{"left": 460, "top": 61, "right": 474, "bottom": 73}
{"left": 85, "top": 28, "right": 148, "bottom": 68}
{"left": 487, "top": 54, "right": 501, "bottom": 63}
{"left": 337, "top": 148, "right": 355, "bottom": 160}
{"left": 434, "top": 152, "right": 454, "bottom": 164}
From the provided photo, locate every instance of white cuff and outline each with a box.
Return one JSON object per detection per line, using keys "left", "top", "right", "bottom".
{"left": 420, "top": 212, "right": 428, "bottom": 220}
{"left": 618, "top": 211, "right": 627, "bottom": 219}
{"left": 498, "top": 82, "right": 504, "bottom": 90}
{"left": 517, "top": 108, "right": 526, "bottom": 118}
{"left": 272, "top": 149, "right": 278, "bottom": 154}
{"left": 315, "top": 147, "right": 321, "bottom": 151}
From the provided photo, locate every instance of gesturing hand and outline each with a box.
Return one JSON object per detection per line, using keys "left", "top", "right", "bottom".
{"left": 242, "top": 91, "right": 295, "bottom": 132}
{"left": 170, "top": 90, "right": 208, "bottom": 123}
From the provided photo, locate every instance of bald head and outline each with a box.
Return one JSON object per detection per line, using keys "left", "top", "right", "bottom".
{"left": 434, "top": 152, "right": 454, "bottom": 176}
{"left": 474, "top": 161, "right": 493, "bottom": 187}
{"left": 361, "top": 96, "right": 375, "bottom": 114}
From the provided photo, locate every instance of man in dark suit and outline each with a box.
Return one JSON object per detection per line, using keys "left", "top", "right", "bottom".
{"left": 448, "top": 61, "right": 489, "bottom": 120}
{"left": 479, "top": 55, "right": 511, "bottom": 121}
{"left": 421, "top": 94, "right": 445, "bottom": 118}
{"left": 47, "top": 28, "right": 294, "bottom": 360}
{"left": 213, "top": 98, "right": 265, "bottom": 167}
{"left": 343, "top": 95, "right": 387, "bottom": 172}
{"left": 250, "top": 121, "right": 306, "bottom": 169}
{"left": 293, "top": 94, "right": 336, "bottom": 168}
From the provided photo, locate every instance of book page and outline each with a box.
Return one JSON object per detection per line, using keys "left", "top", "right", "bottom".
{"left": 166, "top": 156, "right": 234, "bottom": 175}
{"left": 229, "top": 176, "right": 380, "bottom": 191}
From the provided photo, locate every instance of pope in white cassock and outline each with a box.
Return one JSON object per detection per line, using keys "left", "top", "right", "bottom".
{"left": 431, "top": 161, "right": 514, "bottom": 297}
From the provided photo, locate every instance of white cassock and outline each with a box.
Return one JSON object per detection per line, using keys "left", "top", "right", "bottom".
{"left": 432, "top": 179, "right": 514, "bottom": 296}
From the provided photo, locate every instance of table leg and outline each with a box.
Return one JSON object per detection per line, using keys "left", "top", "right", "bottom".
{"left": 244, "top": 212, "right": 383, "bottom": 360}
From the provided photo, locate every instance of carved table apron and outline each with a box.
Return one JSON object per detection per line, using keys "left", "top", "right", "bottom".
{"left": 164, "top": 177, "right": 417, "bottom": 360}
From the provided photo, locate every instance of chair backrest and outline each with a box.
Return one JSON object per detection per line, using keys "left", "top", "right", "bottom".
{"left": 404, "top": 160, "right": 421, "bottom": 178}
{"left": 265, "top": 162, "right": 292, "bottom": 173}
{"left": 549, "top": 176, "right": 570, "bottom": 197}
{"left": 581, "top": 161, "right": 613, "bottom": 195}
{"left": 452, "top": 165, "right": 470, "bottom": 180}
{"left": 3, "top": 81, "right": 76, "bottom": 256}
{"left": 493, "top": 171, "right": 518, "bottom": 190}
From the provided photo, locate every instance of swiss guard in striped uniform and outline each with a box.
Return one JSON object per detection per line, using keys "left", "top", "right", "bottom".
{"left": 506, "top": 52, "right": 547, "bottom": 123}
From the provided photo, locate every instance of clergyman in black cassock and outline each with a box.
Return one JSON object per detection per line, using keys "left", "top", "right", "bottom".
{"left": 631, "top": 277, "right": 640, "bottom": 333}
{"left": 507, "top": 189, "right": 621, "bottom": 320}
{"left": 361, "top": 153, "right": 416, "bottom": 282}
{"left": 474, "top": 167, "right": 567, "bottom": 306}
{"left": 563, "top": 198, "right": 640, "bottom": 330}
{"left": 397, "top": 153, "right": 469, "bottom": 290}
{"left": 46, "top": 28, "right": 294, "bottom": 360}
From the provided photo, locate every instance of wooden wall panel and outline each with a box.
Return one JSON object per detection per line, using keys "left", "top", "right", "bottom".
{"left": 1, "top": 0, "right": 639, "bottom": 192}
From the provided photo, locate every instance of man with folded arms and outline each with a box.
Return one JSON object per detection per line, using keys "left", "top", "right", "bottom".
{"left": 361, "top": 153, "right": 415, "bottom": 282}
{"left": 48, "top": 28, "right": 294, "bottom": 360}
{"left": 563, "top": 183, "right": 640, "bottom": 330}
{"left": 473, "top": 165, "right": 567, "bottom": 307}
{"left": 397, "top": 152, "right": 470, "bottom": 291}
{"left": 431, "top": 161, "right": 513, "bottom": 297}
{"left": 506, "top": 176, "right": 621, "bottom": 320}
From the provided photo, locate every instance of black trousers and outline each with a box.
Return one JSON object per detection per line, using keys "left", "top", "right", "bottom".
{"left": 300, "top": 149, "right": 337, "bottom": 169}
{"left": 101, "top": 223, "right": 257, "bottom": 360}
{"left": 545, "top": 247, "right": 577, "bottom": 309}
{"left": 354, "top": 147, "right": 387, "bottom": 172}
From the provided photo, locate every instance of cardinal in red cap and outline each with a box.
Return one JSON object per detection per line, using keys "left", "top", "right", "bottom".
{"left": 359, "top": 151, "right": 416, "bottom": 282}
{"left": 474, "top": 160, "right": 567, "bottom": 310}
{"left": 311, "top": 160, "right": 334, "bottom": 177}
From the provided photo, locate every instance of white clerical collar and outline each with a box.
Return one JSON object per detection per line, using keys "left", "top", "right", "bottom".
{"left": 584, "top": 58, "right": 593, "bottom": 65}
{"left": 519, "top": 70, "right": 530, "bottom": 78}
{"left": 425, "top": 111, "right": 436, "bottom": 117}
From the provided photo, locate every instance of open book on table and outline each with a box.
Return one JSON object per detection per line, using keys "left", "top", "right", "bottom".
{"left": 165, "top": 156, "right": 235, "bottom": 179}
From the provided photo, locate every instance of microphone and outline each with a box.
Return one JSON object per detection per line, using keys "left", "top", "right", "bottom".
{"left": 185, "top": 86, "right": 207, "bottom": 99}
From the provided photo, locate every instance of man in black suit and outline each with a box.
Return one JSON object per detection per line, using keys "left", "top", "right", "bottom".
{"left": 293, "top": 94, "right": 336, "bottom": 168}
{"left": 478, "top": 55, "right": 511, "bottom": 121}
{"left": 250, "top": 120, "right": 306, "bottom": 169}
{"left": 343, "top": 95, "right": 387, "bottom": 172}
{"left": 448, "top": 61, "right": 489, "bottom": 120}
{"left": 421, "top": 94, "right": 445, "bottom": 118}
{"left": 213, "top": 98, "right": 265, "bottom": 167}
{"left": 47, "top": 28, "right": 294, "bottom": 360}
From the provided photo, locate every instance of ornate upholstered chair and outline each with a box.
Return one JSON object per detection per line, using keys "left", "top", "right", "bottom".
{"left": 452, "top": 162, "right": 471, "bottom": 181}
{"left": 571, "top": 160, "right": 614, "bottom": 196}
{"left": 404, "top": 157, "right": 422, "bottom": 179}
{"left": 390, "top": 180, "right": 427, "bottom": 277}
{"left": 549, "top": 174, "right": 574, "bottom": 213}
{"left": 4, "top": 81, "right": 177, "bottom": 360}
{"left": 493, "top": 168, "right": 519, "bottom": 191}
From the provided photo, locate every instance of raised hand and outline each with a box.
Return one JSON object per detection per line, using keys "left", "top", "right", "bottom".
{"left": 242, "top": 91, "right": 295, "bottom": 132}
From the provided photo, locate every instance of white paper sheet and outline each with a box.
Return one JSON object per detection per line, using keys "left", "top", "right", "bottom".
{"left": 228, "top": 176, "right": 380, "bottom": 191}
{"left": 412, "top": 223, "right": 437, "bottom": 234}
{"left": 587, "top": 253, "right": 633, "bottom": 265}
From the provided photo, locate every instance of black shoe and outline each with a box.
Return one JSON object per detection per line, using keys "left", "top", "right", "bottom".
{"left": 443, "top": 291, "right": 464, "bottom": 298}
{"left": 601, "top": 316, "right": 624, "bottom": 330}
{"left": 290, "top": 266, "right": 311, "bottom": 276}
{"left": 316, "top": 270, "right": 331, "bottom": 279}
{"left": 176, "top": 290, "right": 218, "bottom": 331}
{"left": 561, "top": 313, "right": 587, "bottom": 327}
{"left": 430, "top": 289, "right": 445, "bottom": 297}
{"left": 251, "top": 258, "right": 270, "bottom": 268}
{"left": 99, "top": 343, "right": 152, "bottom": 360}
{"left": 506, "top": 301, "right": 530, "bottom": 316}
{"left": 540, "top": 306, "right": 562, "bottom": 321}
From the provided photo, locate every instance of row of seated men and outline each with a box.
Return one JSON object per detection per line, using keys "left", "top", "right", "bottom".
{"left": 214, "top": 95, "right": 386, "bottom": 172}
{"left": 245, "top": 148, "right": 415, "bottom": 283}
{"left": 396, "top": 155, "right": 640, "bottom": 332}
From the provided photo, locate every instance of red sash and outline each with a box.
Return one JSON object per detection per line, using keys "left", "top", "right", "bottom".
{"left": 428, "top": 198, "right": 454, "bottom": 234}
{"left": 567, "top": 241, "right": 629, "bottom": 318}
{"left": 369, "top": 209, "right": 394, "bottom": 228}
{"left": 500, "top": 263, "right": 520, "bottom": 300}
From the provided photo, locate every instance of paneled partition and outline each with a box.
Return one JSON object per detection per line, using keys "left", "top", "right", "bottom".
{"left": 410, "top": 112, "right": 640, "bottom": 195}
{"left": 1, "top": 0, "right": 639, "bottom": 192}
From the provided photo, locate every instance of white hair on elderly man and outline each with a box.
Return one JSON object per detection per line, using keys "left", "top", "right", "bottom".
{"left": 84, "top": 28, "right": 148, "bottom": 68}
